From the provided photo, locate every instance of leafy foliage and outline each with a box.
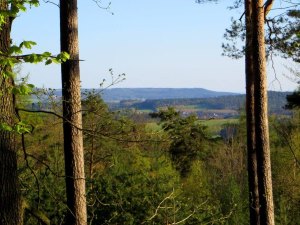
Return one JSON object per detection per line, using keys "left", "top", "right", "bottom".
{"left": 221, "top": 2, "right": 300, "bottom": 63}
{"left": 270, "top": 112, "right": 300, "bottom": 224}
{"left": 17, "top": 93, "right": 300, "bottom": 224}
{"left": 151, "top": 107, "right": 211, "bottom": 177}
{"left": 0, "top": 2, "right": 69, "bottom": 133}
{"left": 286, "top": 88, "right": 300, "bottom": 109}
{"left": 0, "top": 1, "right": 39, "bottom": 29}
{"left": 266, "top": 9, "right": 300, "bottom": 63}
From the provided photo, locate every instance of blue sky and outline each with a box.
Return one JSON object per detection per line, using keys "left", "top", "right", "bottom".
{"left": 11, "top": 0, "right": 298, "bottom": 92}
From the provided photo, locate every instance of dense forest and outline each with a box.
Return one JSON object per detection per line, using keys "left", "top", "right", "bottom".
{"left": 0, "top": 1, "right": 300, "bottom": 225}
{"left": 19, "top": 93, "right": 300, "bottom": 224}
{"left": 8, "top": 88, "right": 300, "bottom": 225}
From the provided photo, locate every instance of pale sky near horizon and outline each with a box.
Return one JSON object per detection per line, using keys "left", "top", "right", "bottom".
{"left": 11, "top": 0, "right": 298, "bottom": 93}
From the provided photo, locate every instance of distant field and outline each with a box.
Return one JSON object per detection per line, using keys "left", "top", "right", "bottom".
{"left": 176, "top": 105, "right": 238, "bottom": 112}
{"left": 136, "top": 109, "right": 153, "bottom": 113}
{"left": 199, "top": 118, "right": 239, "bottom": 134}
{"left": 175, "top": 105, "right": 199, "bottom": 110}
{"left": 116, "top": 91, "right": 289, "bottom": 117}
{"left": 200, "top": 118, "right": 238, "bottom": 126}
{"left": 145, "top": 118, "right": 239, "bottom": 135}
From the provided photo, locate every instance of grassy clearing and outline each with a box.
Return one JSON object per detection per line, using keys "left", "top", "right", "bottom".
{"left": 200, "top": 118, "right": 238, "bottom": 127}
{"left": 136, "top": 109, "right": 153, "bottom": 113}
{"left": 199, "top": 118, "right": 239, "bottom": 134}
{"left": 145, "top": 118, "right": 239, "bottom": 135}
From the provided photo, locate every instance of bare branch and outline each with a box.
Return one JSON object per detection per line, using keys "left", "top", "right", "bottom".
{"left": 171, "top": 210, "right": 196, "bottom": 225}
{"left": 92, "top": 0, "right": 114, "bottom": 15}
{"left": 42, "top": 0, "right": 59, "bottom": 8}
{"left": 202, "top": 208, "right": 235, "bottom": 225}
{"left": 142, "top": 189, "right": 175, "bottom": 223}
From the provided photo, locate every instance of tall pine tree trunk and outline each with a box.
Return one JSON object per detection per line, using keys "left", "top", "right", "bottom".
{"left": 251, "top": 0, "right": 275, "bottom": 224}
{"left": 0, "top": 2, "right": 22, "bottom": 225}
{"left": 60, "top": 1, "right": 87, "bottom": 224}
{"left": 245, "top": 0, "right": 260, "bottom": 224}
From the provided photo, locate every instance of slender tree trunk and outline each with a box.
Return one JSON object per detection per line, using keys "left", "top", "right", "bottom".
{"left": 245, "top": 0, "right": 260, "bottom": 224}
{"left": 251, "top": 0, "right": 275, "bottom": 224}
{"left": 0, "top": 3, "right": 22, "bottom": 225}
{"left": 60, "top": 1, "right": 87, "bottom": 224}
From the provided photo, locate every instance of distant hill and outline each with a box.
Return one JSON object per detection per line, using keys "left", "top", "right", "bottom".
{"left": 33, "top": 88, "right": 291, "bottom": 118}
{"left": 41, "top": 88, "right": 290, "bottom": 114}
{"left": 40, "top": 88, "right": 237, "bottom": 101}
{"left": 111, "top": 91, "right": 291, "bottom": 117}
{"left": 129, "top": 91, "right": 288, "bottom": 110}
{"left": 100, "top": 88, "right": 238, "bottom": 101}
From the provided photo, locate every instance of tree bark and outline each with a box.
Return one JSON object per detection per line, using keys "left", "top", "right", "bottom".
{"left": 0, "top": 2, "right": 22, "bottom": 225}
{"left": 60, "top": 1, "right": 87, "bottom": 224}
{"left": 251, "top": 0, "right": 275, "bottom": 224}
{"left": 245, "top": 0, "right": 260, "bottom": 224}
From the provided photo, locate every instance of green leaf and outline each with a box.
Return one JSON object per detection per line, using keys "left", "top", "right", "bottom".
{"left": 0, "top": 123, "right": 13, "bottom": 132}
{"left": 57, "top": 52, "right": 70, "bottom": 62}
{"left": 16, "top": 4, "right": 27, "bottom": 12}
{"left": 45, "top": 59, "right": 52, "bottom": 65}
{"left": 9, "top": 45, "right": 22, "bottom": 54}
{"left": 23, "top": 54, "right": 39, "bottom": 63}
{"left": 42, "top": 52, "right": 52, "bottom": 57}
{"left": 11, "top": 87, "right": 21, "bottom": 95}
{"left": 0, "top": 15, "right": 5, "bottom": 28}
{"left": 12, "top": 84, "right": 34, "bottom": 95}
{"left": 27, "top": 83, "right": 35, "bottom": 89}
{"left": 20, "top": 41, "right": 37, "bottom": 49}
{"left": 27, "top": 0, "right": 40, "bottom": 7}
{"left": 0, "top": 57, "right": 18, "bottom": 67}
{"left": 14, "top": 121, "right": 32, "bottom": 134}
{"left": 3, "top": 70, "right": 16, "bottom": 79}
{"left": 51, "top": 58, "right": 60, "bottom": 64}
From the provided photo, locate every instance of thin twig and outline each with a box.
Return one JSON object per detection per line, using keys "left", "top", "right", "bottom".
{"left": 43, "top": 0, "right": 59, "bottom": 8}
{"left": 142, "top": 189, "right": 175, "bottom": 223}
{"left": 171, "top": 210, "right": 196, "bottom": 225}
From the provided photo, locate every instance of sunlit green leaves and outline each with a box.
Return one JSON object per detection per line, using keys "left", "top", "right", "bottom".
{"left": 1, "top": 38, "right": 69, "bottom": 68}
{"left": 0, "top": 1, "right": 40, "bottom": 27}
{"left": 1, "top": 50, "right": 70, "bottom": 68}
{"left": 42, "top": 52, "right": 52, "bottom": 58}
{"left": 12, "top": 83, "right": 35, "bottom": 95}
{"left": 0, "top": 121, "right": 32, "bottom": 134}
{"left": 23, "top": 53, "right": 40, "bottom": 63}
{"left": 57, "top": 51, "right": 70, "bottom": 62}
{"left": 8, "top": 0, "right": 40, "bottom": 14}
{"left": 22, "top": 53, "right": 53, "bottom": 64}
{"left": 0, "top": 14, "right": 5, "bottom": 27}
{"left": 20, "top": 41, "right": 37, "bottom": 49}
{"left": 0, "top": 122, "right": 13, "bottom": 132}
{"left": 9, "top": 41, "right": 37, "bottom": 55}
{"left": 9, "top": 45, "right": 22, "bottom": 55}
{"left": 2, "top": 70, "right": 16, "bottom": 79}
{"left": 10, "top": 3, "right": 27, "bottom": 15}
{"left": 0, "top": 56, "right": 18, "bottom": 67}
{"left": 14, "top": 121, "right": 32, "bottom": 134}
{"left": 45, "top": 59, "right": 53, "bottom": 65}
